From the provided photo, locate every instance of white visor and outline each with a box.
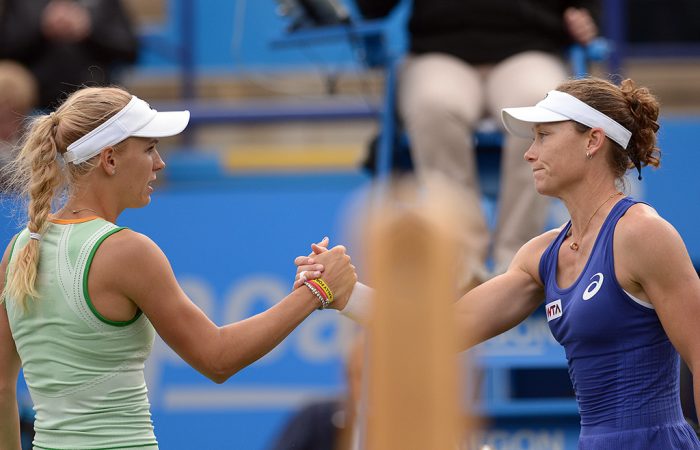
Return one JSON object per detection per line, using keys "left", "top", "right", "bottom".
{"left": 64, "top": 96, "right": 190, "bottom": 165}
{"left": 501, "top": 90, "right": 632, "bottom": 149}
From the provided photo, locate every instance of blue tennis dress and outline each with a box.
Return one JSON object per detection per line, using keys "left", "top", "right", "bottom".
{"left": 539, "top": 197, "right": 700, "bottom": 449}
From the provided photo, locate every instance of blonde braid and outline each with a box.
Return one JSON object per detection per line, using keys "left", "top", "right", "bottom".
{"left": 2, "top": 87, "right": 133, "bottom": 311}
{"left": 3, "top": 114, "right": 63, "bottom": 310}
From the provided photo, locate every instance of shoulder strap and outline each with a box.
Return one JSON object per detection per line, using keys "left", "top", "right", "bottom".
{"left": 538, "top": 224, "right": 570, "bottom": 289}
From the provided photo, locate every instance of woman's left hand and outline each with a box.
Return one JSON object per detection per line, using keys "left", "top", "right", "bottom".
{"left": 293, "top": 237, "right": 329, "bottom": 289}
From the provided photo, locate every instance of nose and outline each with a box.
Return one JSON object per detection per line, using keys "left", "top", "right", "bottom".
{"left": 153, "top": 149, "right": 166, "bottom": 172}
{"left": 524, "top": 141, "right": 537, "bottom": 163}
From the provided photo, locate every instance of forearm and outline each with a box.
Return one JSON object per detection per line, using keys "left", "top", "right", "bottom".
{"left": 336, "top": 280, "right": 538, "bottom": 349}
{"left": 0, "top": 390, "right": 21, "bottom": 450}
{"left": 209, "top": 287, "right": 320, "bottom": 382}
{"left": 455, "top": 274, "right": 543, "bottom": 351}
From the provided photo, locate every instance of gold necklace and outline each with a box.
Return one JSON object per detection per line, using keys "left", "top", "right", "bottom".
{"left": 567, "top": 191, "right": 623, "bottom": 251}
{"left": 71, "top": 207, "right": 101, "bottom": 215}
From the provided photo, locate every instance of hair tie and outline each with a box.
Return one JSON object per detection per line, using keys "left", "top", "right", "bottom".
{"left": 29, "top": 232, "right": 42, "bottom": 241}
{"left": 49, "top": 111, "right": 59, "bottom": 128}
{"left": 629, "top": 150, "right": 643, "bottom": 180}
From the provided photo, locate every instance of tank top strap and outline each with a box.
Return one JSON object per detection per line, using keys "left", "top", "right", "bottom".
{"left": 538, "top": 222, "right": 572, "bottom": 288}
{"left": 594, "top": 196, "right": 641, "bottom": 251}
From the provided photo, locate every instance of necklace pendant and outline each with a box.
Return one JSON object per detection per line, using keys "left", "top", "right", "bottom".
{"left": 569, "top": 242, "right": 579, "bottom": 251}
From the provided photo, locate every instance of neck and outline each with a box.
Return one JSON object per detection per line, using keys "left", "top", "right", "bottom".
{"left": 559, "top": 179, "right": 620, "bottom": 238}
{"left": 59, "top": 192, "right": 121, "bottom": 223}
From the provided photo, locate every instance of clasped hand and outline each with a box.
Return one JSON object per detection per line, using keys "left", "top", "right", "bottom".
{"left": 293, "top": 237, "right": 356, "bottom": 310}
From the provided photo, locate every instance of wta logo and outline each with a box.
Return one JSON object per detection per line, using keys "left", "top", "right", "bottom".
{"left": 582, "top": 273, "right": 604, "bottom": 300}
{"left": 545, "top": 299, "right": 562, "bottom": 322}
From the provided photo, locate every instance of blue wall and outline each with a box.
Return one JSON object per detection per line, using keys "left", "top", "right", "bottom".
{"left": 2, "top": 122, "right": 699, "bottom": 449}
{"left": 137, "top": 0, "right": 409, "bottom": 73}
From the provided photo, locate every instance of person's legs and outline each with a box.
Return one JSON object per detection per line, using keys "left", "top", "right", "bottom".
{"left": 485, "top": 51, "right": 568, "bottom": 274}
{"left": 398, "top": 53, "right": 489, "bottom": 291}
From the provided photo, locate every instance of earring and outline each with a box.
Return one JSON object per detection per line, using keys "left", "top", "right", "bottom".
{"left": 112, "top": 169, "right": 116, "bottom": 175}
{"left": 586, "top": 151, "right": 592, "bottom": 159}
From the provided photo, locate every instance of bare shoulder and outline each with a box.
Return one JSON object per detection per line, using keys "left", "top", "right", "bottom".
{"left": 616, "top": 203, "right": 681, "bottom": 250}
{"left": 615, "top": 202, "right": 690, "bottom": 278}
{"left": 516, "top": 226, "right": 564, "bottom": 264}
{"left": 511, "top": 225, "right": 565, "bottom": 283}
{"left": 92, "top": 229, "right": 168, "bottom": 274}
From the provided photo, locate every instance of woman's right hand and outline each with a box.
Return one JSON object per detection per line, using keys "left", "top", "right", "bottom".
{"left": 293, "top": 237, "right": 330, "bottom": 289}
{"left": 303, "top": 244, "right": 356, "bottom": 311}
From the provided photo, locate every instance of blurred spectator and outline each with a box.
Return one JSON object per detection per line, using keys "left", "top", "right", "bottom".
{"left": 0, "top": 60, "right": 38, "bottom": 190}
{"left": 267, "top": 334, "right": 365, "bottom": 450}
{"left": 356, "top": 0, "right": 600, "bottom": 291}
{"left": 0, "top": 0, "right": 138, "bottom": 110}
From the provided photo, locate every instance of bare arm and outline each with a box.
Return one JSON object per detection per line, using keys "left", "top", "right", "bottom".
{"left": 295, "top": 232, "right": 556, "bottom": 349}
{"left": 454, "top": 231, "right": 554, "bottom": 350}
{"left": 95, "top": 231, "right": 356, "bottom": 384}
{"left": 0, "top": 237, "right": 21, "bottom": 450}
{"left": 617, "top": 207, "right": 700, "bottom": 415}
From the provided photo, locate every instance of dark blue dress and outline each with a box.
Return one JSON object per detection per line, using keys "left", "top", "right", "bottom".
{"left": 539, "top": 197, "right": 700, "bottom": 449}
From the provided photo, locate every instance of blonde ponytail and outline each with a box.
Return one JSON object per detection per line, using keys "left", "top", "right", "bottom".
{"left": 3, "top": 114, "right": 64, "bottom": 310}
{"left": 1, "top": 86, "right": 132, "bottom": 310}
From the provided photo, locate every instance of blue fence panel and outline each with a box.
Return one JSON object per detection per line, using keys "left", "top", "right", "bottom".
{"left": 137, "top": 0, "right": 409, "bottom": 72}
{"left": 643, "top": 116, "right": 700, "bottom": 265}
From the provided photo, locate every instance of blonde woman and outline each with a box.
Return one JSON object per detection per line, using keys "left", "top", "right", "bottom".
{"left": 0, "top": 86, "right": 357, "bottom": 450}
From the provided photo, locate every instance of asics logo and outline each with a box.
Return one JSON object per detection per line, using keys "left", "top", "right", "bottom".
{"left": 582, "top": 273, "right": 604, "bottom": 300}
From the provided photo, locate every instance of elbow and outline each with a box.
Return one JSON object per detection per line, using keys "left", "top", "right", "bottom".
{"left": 203, "top": 345, "right": 243, "bottom": 384}
{"left": 207, "top": 372, "right": 229, "bottom": 385}
{"left": 206, "top": 363, "right": 243, "bottom": 384}
{"left": 198, "top": 361, "right": 232, "bottom": 384}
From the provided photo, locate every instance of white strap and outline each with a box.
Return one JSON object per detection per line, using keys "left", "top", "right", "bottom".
{"left": 539, "top": 90, "right": 632, "bottom": 149}
{"left": 64, "top": 96, "right": 156, "bottom": 165}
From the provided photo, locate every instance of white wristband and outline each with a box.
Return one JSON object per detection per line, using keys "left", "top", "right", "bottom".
{"left": 340, "top": 282, "right": 373, "bottom": 324}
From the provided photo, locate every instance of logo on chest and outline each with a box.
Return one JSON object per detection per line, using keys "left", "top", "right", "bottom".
{"left": 582, "top": 273, "right": 604, "bottom": 300}
{"left": 546, "top": 299, "right": 563, "bottom": 322}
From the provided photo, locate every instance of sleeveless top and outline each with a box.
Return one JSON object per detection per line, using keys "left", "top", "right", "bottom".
{"left": 4, "top": 217, "right": 158, "bottom": 450}
{"left": 539, "top": 197, "right": 700, "bottom": 448}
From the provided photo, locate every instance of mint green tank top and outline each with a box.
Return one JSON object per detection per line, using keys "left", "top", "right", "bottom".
{"left": 4, "top": 217, "right": 158, "bottom": 450}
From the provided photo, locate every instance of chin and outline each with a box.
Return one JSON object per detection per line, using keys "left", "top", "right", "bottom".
{"left": 534, "top": 181, "right": 556, "bottom": 198}
{"left": 132, "top": 196, "right": 151, "bottom": 209}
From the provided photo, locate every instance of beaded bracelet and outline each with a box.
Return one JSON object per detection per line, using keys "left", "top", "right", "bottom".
{"left": 303, "top": 280, "right": 333, "bottom": 310}
{"left": 306, "top": 278, "right": 334, "bottom": 303}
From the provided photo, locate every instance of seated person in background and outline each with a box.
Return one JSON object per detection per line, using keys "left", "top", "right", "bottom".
{"left": 0, "top": 0, "right": 138, "bottom": 110}
{"left": 268, "top": 333, "right": 366, "bottom": 450}
{"left": 356, "top": 0, "right": 600, "bottom": 291}
{"left": 0, "top": 60, "right": 38, "bottom": 191}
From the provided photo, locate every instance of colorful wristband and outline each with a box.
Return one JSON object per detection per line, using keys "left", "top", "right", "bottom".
{"left": 304, "top": 281, "right": 332, "bottom": 310}
{"left": 307, "top": 278, "right": 334, "bottom": 303}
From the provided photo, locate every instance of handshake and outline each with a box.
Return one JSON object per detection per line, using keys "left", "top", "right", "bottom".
{"left": 292, "top": 236, "right": 357, "bottom": 311}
